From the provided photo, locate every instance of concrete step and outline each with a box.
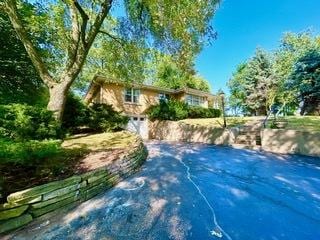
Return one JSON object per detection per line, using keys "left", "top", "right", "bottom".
{"left": 230, "top": 143, "right": 262, "bottom": 151}
{"left": 236, "top": 134, "right": 261, "bottom": 146}
{"left": 238, "top": 130, "right": 261, "bottom": 135}
{"left": 235, "top": 140, "right": 257, "bottom": 146}
{"left": 236, "top": 135, "right": 257, "bottom": 140}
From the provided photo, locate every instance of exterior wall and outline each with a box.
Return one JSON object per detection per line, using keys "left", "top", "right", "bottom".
{"left": 202, "top": 98, "right": 209, "bottom": 108}
{"left": 0, "top": 139, "right": 148, "bottom": 235}
{"left": 261, "top": 129, "right": 320, "bottom": 157}
{"left": 94, "top": 83, "right": 160, "bottom": 116}
{"left": 172, "top": 92, "right": 186, "bottom": 102}
{"left": 92, "top": 83, "right": 213, "bottom": 115}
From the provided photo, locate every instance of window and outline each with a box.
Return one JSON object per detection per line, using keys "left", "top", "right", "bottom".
{"left": 158, "top": 93, "right": 169, "bottom": 101}
{"left": 125, "top": 88, "right": 140, "bottom": 103}
{"left": 185, "top": 94, "right": 205, "bottom": 106}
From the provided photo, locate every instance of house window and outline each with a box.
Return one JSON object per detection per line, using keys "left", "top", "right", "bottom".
{"left": 125, "top": 88, "right": 140, "bottom": 103}
{"left": 158, "top": 93, "right": 169, "bottom": 101}
{"left": 186, "top": 94, "right": 205, "bottom": 106}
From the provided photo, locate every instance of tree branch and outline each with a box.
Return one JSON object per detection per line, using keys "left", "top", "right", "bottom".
{"left": 99, "top": 30, "right": 124, "bottom": 45}
{"left": 74, "top": 0, "right": 89, "bottom": 48}
{"left": 60, "top": 0, "right": 113, "bottom": 86}
{"left": 65, "top": 1, "right": 81, "bottom": 71}
{"left": 86, "top": 0, "right": 113, "bottom": 49}
{"left": 4, "top": 0, "right": 55, "bottom": 88}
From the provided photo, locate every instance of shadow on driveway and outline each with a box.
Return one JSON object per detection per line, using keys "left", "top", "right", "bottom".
{"left": 7, "top": 141, "right": 320, "bottom": 240}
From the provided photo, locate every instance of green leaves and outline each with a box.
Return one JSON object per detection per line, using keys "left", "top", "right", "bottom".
{"left": 124, "top": 0, "right": 220, "bottom": 68}
{"left": 0, "top": 13, "right": 47, "bottom": 105}
{"left": 288, "top": 50, "right": 320, "bottom": 114}
{"left": 153, "top": 54, "right": 210, "bottom": 92}
{"left": 228, "top": 49, "right": 274, "bottom": 115}
{"left": 228, "top": 31, "right": 320, "bottom": 116}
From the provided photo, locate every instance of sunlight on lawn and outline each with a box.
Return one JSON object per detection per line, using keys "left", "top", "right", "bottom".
{"left": 179, "top": 117, "right": 253, "bottom": 128}
{"left": 62, "top": 131, "right": 138, "bottom": 151}
{"left": 285, "top": 116, "right": 320, "bottom": 132}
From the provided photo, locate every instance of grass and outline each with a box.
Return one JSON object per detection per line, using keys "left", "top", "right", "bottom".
{"left": 179, "top": 117, "right": 257, "bottom": 128}
{"left": 62, "top": 131, "right": 138, "bottom": 151}
{"left": 180, "top": 116, "right": 320, "bottom": 132}
{"left": 276, "top": 116, "right": 320, "bottom": 132}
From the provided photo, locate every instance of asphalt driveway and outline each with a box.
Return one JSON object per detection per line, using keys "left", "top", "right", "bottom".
{"left": 8, "top": 141, "right": 320, "bottom": 240}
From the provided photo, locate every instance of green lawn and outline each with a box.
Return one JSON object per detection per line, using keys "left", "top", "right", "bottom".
{"left": 179, "top": 117, "right": 256, "bottom": 128}
{"left": 62, "top": 131, "right": 138, "bottom": 151}
{"left": 279, "top": 116, "right": 320, "bottom": 132}
{"left": 180, "top": 116, "right": 320, "bottom": 132}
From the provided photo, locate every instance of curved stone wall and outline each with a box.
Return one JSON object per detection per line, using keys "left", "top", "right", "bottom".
{"left": 0, "top": 139, "right": 148, "bottom": 234}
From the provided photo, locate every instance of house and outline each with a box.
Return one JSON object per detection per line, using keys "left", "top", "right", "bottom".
{"left": 85, "top": 75, "right": 219, "bottom": 138}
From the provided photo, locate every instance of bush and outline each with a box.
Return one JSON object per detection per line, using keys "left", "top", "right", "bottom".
{"left": 62, "top": 94, "right": 89, "bottom": 133}
{"left": 146, "top": 100, "right": 221, "bottom": 120}
{"left": 146, "top": 100, "right": 188, "bottom": 121}
{"left": 87, "top": 103, "right": 129, "bottom": 132}
{"left": 0, "top": 104, "right": 62, "bottom": 140}
{"left": 0, "top": 138, "right": 62, "bottom": 165}
{"left": 187, "top": 106, "right": 221, "bottom": 118}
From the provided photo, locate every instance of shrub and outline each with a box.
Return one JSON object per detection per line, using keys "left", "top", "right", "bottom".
{"left": 0, "top": 104, "right": 62, "bottom": 140}
{"left": 87, "top": 103, "right": 129, "bottom": 132}
{"left": 146, "top": 100, "right": 188, "bottom": 121}
{"left": 188, "top": 106, "right": 221, "bottom": 118}
{"left": 0, "top": 138, "right": 62, "bottom": 165}
{"left": 62, "top": 94, "right": 89, "bottom": 133}
{"left": 146, "top": 100, "right": 221, "bottom": 120}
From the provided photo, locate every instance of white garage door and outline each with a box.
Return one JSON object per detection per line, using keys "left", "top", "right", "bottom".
{"left": 126, "top": 116, "right": 149, "bottom": 139}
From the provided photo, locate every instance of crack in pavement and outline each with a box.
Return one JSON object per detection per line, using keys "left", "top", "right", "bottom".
{"left": 176, "top": 154, "right": 233, "bottom": 240}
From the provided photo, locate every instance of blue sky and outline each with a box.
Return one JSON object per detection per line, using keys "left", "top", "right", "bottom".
{"left": 196, "top": 0, "right": 320, "bottom": 94}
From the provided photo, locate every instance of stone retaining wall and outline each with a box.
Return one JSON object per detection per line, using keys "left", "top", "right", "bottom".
{"left": 0, "top": 139, "right": 148, "bottom": 234}
{"left": 149, "top": 120, "right": 238, "bottom": 145}
{"left": 149, "top": 120, "right": 320, "bottom": 157}
{"left": 261, "top": 129, "right": 320, "bottom": 157}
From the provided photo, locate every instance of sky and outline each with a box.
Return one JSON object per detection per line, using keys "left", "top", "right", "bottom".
{"left": 196, "top": 0, "right": 320, "bottom": 94}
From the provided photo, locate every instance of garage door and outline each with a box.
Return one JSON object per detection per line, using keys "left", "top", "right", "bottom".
{"left": 126, "top": 116, "right": 149, "bottom": 139}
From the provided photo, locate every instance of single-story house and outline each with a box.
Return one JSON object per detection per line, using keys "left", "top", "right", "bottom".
{"left": 85, "top": 75, "right": 219, "bottom": 138}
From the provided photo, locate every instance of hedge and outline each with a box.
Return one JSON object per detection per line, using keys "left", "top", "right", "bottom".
{"left": 146, "top": 100, "right": 221, "bottom": 121}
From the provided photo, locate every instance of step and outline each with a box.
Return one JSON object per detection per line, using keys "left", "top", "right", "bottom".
{"left": 230, "top": 144, "right": 262, "bottom": 151}
{"left": 238, "top": 130, "right": 261, "bottom": 135}
{"left": 236, "top": 135, "right": 257, "bottom": 140}
{"left": 236, "top": 135, "right": 261, "bottom": 146}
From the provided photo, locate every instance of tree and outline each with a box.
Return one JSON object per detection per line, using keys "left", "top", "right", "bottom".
{"left": 0, "top": 12, "right": 47, "bottom": 105}
{"left": 75, "top": 31, "right": 151, "bottom": 94}
{"left": 153, "top": 55, "right": 211, "bottom": 92}
{"left": 227, "top": 63, "right": 248, "bottom": 114}
{"left": 288, "top": 50, "right": 320, "bottom": 115}
{"left": 228, "top": 49, "right": 275, "bottom": 116}
{"left": 2, "top": 0, "right": 220, "bottom": 121}
{"left": 274, "top": 32, "right": 320, "bottom": 114}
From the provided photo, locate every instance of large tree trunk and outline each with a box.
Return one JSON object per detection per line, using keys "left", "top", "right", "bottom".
{"left": 5, "top": 0, "right": 113, "bottom": 121}
{"left": 47, "top": 83, "right": 69, "bottom": 121}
